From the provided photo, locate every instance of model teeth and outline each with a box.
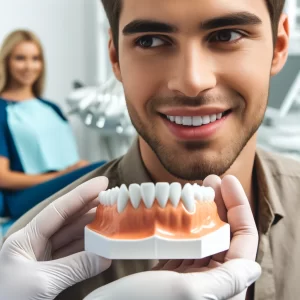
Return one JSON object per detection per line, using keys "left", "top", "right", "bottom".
{"left": 110, "top": 187, "right": 119, "bottom": 205}
{"left": 169, "top": 182, "right": 182, "bottom": 208}
{"left": 141, "top": 183, "right": 156, "bottom": 209}
{"left": 155, "top": 182, "right": 170, "bottom": 208}
{"left": 129, "top": 184, "right": 142, "bottom": 209}
{"left": 117, "top": 184, "right": 129, "bottom": 213}
{"left": 166, "top": 113, "right": 224, "bottom": 127}
{"left": 99, "top": 183, "right": 215, "bottom": 213}
{"left": 181, "top": 183, "right": 195, "bottom": 212}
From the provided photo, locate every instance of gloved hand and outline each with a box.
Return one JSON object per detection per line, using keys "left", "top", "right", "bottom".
{"left": 84, "top": 259, "right": 260, "bottom": 300}
{"left": 84, "top": 175, "right": 260, "bottom": 300}
{"left": 0, "top": 177, "right": 111, "bottom": 300}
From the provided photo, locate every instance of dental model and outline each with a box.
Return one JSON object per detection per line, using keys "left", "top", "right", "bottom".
{"left": 85, "top": 183, "right": 230, "bottom": 259}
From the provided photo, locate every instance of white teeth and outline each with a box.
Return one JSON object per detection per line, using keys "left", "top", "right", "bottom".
{"left": 202, "top": 115, "right": 210, "bottom": 125}
{"left": 99, "top": 191, "right": 106, "bottom": 205}
{"left": 167, "top": 113, "right": 223, "bottom": 127}
{"left": 193, "top": 185, "right": 203, "bottom": 201}
{"left": 175, "top": 116, "right": 183, "bottom": 125}
{"left": 141, "top": 183, "right": 156, "bottom": 208}
{"left": 155, "top": 183, "right": 170, "bottom": 208}
{"left": 182, "top": 116, "right": 192, "bottom": 126}
{"left": 117, "top": 184, "right": 129, "bottom": 213}
{"left": 169, "top": 182, "right": 182, "bottom": 207}
{"left": 129, "top": 184, "right": 142, "bottom": 209}
{"left": 102, "top": 183, "right": 215, "bottom": 211}
{"left": 181, "top": 183, "right": 195, "bottom": 212}
{"left": 193, "top": 184, "right": 215, "bottom": 202}
{"left": 203, "top": 187, "right": 215, "bottom": 202}
{"left": 210, "top": 114, "right": 217, "bottom": 122}
{"left": 105, "top": 190, "right": 112, "bottom": 205}
{"left": 110, "top": 187, "right": 119, "bottom": 205}
{"left": 192, "top": 116, "right": 202, "bottom": 126}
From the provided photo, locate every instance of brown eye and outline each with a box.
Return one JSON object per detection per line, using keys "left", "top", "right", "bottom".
{"left": 210, "top": 30, "right": 243, "bottom": 43}
{"left": 136, "top": 36, "right": 166, "bottom": 48}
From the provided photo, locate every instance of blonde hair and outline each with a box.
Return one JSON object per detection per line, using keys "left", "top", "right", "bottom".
{"left": 0, "top": 29, "right": 45, "bottom": 97}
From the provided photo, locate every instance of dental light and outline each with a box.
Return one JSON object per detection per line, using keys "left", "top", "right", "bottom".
{"left": 66, "top": 76, "right": 135, "bottom": 137}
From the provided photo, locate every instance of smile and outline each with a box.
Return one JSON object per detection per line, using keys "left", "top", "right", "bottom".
{"left": 160, "top": 110, "right": 231, "bottom": 140}
{"left": 165, "top": 112, "right": 225, "bottom": 127}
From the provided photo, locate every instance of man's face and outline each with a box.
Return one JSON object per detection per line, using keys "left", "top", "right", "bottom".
{"left": 114, "top": 0, "right": 284, "bottom": 180}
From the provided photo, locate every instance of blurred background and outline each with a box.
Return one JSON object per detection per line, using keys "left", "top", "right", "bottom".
{"left": 1, "top": 0, "right": 300, "bottom": 162}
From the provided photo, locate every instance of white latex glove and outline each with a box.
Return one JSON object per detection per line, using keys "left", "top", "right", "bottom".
{"left": 85, "top": 259, "right": 260, "bottom": 300}
{"left": 0, "top": 177, "right": 111, "bottom": 300}
{"left": 85, "top": 175, "right": 260, "bottom": 300}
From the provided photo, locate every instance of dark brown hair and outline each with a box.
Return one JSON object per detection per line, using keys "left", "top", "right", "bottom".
{"left": 101, "top": 0, "right": 286, "bottom": 50}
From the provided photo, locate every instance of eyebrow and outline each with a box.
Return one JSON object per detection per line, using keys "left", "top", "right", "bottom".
{"left": 122, "top": 12, "right": 262, "bottom": 35}
{"left": 201, "top": 12, "right": 262, "bottom": 30}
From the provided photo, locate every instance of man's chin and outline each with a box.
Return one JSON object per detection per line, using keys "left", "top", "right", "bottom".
{"left": 156, "top": 151, "right": 235, "bottom": 181}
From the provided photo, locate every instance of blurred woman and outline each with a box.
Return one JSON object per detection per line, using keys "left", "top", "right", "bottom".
{"left": 0, "top": 30, "right": 105, "bottom": 220}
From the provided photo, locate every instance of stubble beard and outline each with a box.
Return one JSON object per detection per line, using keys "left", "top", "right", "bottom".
{"left": 126, "top": 96, "right": 267, "bottom": 181}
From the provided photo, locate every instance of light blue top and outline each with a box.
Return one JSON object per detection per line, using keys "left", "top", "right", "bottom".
{"left": 6, "top": 98, "right": 80, "bottom": 174}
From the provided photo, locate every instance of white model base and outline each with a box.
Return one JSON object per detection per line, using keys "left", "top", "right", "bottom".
{"left": 85, "top": 224, "right": 230, "bottom": 259}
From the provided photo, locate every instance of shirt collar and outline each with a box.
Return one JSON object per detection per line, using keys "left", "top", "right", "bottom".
{"left": 254, "top": 148, "right": 285, "bottom": 233}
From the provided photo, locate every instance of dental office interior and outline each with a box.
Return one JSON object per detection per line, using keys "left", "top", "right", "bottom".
{"left": 0, "top": 0, "right": 300, "bottom": 242}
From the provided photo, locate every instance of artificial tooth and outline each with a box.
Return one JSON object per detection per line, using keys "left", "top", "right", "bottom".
{"left": 117, "top": 184, "right": 129, "bottom": 213}
{"left": 169, "top": 183, "right": 182, "bottom": 207}
{"left": 205, "top": 187, "right": 215, "bottom": 202}
{"left": 217, "top": 113, "right": 222, "bottom": 120}
{"left": 181, "top": 183, "right": 195, "bottom": 212}
{"left": 129, "top": 184, "right": 142, "bottom": 209}
{"left": 202, "top": 187, "right": 215, "bottom": 202}
{"left": 193, "top": 185, "right": 203, "bottom": 201}
{"left": 110, "top": 187, "right": 119, "bottom": 205}
{"left": 183, "top": 116, "right": 192, "bottom": 126}
{"left": 175, "top": 116, "right": 183, "bottom": 125}
{"left": 105, "top": 190, "right": 111, "bottom": 206}
{"left": 210, "top": 114, "right": 217, "bottom": 122}
{"left": 99, "top": 191, "right": 106, "bottom": 205}
{"left": 192, "top": 116, "right": 202, "bottom": 126}
{"left": 155, "top": 183, "right": 170, "bottom": 208}
{"left": 101, "top": 190, "right": 108, "bottom": 206}
{"left": 202, "top": 115, "right": 210, "bottom": 125}
{"left": 141, "top": 183, "right": 156, "bottom": 208}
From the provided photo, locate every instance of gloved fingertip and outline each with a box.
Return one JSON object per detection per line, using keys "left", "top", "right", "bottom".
{"left": 85, "top": 252, "right": 112, "bottom": 274}
{"left": 245, "top": 261, "right": 262, "bottom": 287}
{"left": 223, "top": 259, "right": 261, "bottom": 288}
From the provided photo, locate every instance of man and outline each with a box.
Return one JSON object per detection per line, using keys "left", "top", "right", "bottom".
{"left": 6, "top": 0, "right": 300, "bottom": 299}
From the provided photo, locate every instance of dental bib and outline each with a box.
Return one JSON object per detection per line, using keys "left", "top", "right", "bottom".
{"left": 85, "top": 183, "right": 230, "bottom": 259}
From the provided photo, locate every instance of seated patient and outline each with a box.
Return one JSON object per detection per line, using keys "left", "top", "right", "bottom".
{"left": 0, "top": 30, "right": 104, "bottom": 219}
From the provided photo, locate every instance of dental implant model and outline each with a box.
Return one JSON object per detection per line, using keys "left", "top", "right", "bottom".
{"left": 85, "top": 183, "right": 230, "bottom": 259}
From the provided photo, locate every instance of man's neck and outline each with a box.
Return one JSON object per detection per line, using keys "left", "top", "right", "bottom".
{"left": 139, "top": 136, "right": 257, "bottom": 213}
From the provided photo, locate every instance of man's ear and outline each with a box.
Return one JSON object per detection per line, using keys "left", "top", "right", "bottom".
{"left": 108, "top": 29, "right": 122, "bottom": 82}
{"left": 270, "top": 14, "right": 289, "bottom": 76}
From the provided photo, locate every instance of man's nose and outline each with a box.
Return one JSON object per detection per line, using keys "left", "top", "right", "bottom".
{"left": 168, "top": 43, "right": 216, "bottom": 97}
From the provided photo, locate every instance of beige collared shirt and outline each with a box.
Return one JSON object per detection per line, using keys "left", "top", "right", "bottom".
{"left": 5, "top": 141, "right": 300, "bottom": 300}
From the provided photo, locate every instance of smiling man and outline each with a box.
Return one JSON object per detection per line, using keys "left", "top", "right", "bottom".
{"left": 6, "top": 0, "right": 300, "bottom": 299}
